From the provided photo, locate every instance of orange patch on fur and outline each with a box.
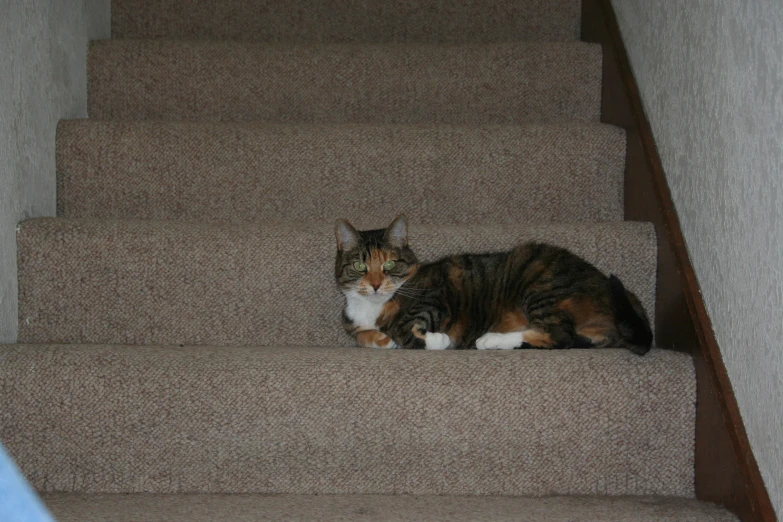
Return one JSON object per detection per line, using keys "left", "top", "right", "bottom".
{"left": 377, "top": 300, "right": 400, "bottom": 327}
{"left": 576, "top": 323, "right": 612, "bottom": 345}
{"left": 494, "top": 310, "right": 529, "bottom": 333}
{"left": 411, "top": 325, "right": 427, "bottom": 340}
{"left": 368, "top": 249, "right": 391, "bottom": 268}
{"left": 527, "top": 259, "right": 550, "bottom": 277}
{"left": 446, "top": 314, "right": 468, "bottom": 344}
{"left": 447, "top": 264, "right": 464, "bottom": 290}
{"left": 361, "top": 249, "right": 393, "bottom": 289}
{"left": 558, "top": 297, "right": 605, "bottom": 327}
{"left": 523, "top": 329, "right": 555, "bottom": 348}
{"left": 365, "top": 271, "right": 384, "bottom": 289}
{"left": 356, "top": 330, "right": 395, "bottom": 348}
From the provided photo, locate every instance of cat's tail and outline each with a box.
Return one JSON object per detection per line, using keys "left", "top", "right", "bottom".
{"left": 609, "top": 274, "right": 653, "bottom": 356}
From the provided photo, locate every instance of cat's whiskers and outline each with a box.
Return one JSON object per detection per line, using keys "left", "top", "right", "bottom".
{"left": 393, "top": 284, "right": 427, "bottom": 297}
{"left": 391, "top": 288, "right": 426, "bottom": 299}
{"left": 397, "top": 285, "right": 427, "bottom": 292}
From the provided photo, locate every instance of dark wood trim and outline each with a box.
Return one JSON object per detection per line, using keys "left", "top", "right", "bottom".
{"left": 581, "top": 1, "right": 776, "bottom": 521}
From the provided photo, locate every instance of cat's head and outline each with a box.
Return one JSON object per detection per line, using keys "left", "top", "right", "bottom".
{"left": 334, "top": 215, "right": 419, "bottom": 301}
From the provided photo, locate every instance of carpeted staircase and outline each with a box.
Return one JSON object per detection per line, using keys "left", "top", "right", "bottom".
{"left": 0, "top": 1, "right": 739, "bottom": 520}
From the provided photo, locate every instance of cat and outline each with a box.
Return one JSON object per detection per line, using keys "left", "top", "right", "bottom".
{"left": 334, "top": 215, "right": 653, "bottom": 354}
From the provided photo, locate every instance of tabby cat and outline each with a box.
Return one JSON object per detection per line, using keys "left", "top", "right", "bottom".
{"left": 335, "top": 215, "right": 652, "bottom": 354}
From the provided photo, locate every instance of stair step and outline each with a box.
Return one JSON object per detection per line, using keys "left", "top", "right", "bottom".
{"left": 111, "top": 0, "right": 582, "bottom": 43}
{"left": 43, "top": 493, "right": 736, "bottom": 522}
{"left": 57, "top": 121, "right": 625, "bottom": 223}
{"left": 88, "top": 40, "right": 601, "bottom": 123}
{"left": 2, "top": 346, "right": 693, "bottom": 496}
{"left": 17, "top": 219, "right": 656, "bottom": 346}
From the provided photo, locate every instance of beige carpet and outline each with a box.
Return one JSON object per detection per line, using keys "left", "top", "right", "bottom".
{"left": 111, "top": 0, "right": 583, "bottom": 42}
{"left": 0, "top": 0, "right": 741, "bottom": 519}
{"left": 87, "top": 41, "right": 602, "bottom": 123}
{"left": 56, "top": 121, "right": 625, "bottom": 223}
{"left": 17, "top": 219, "right": 656, "bottom": 346}
{"left": 43, "top": 494, "right": 738, "bottom": 522}
{"left": 2, "top": 347, "right": 694, "bottom": 496}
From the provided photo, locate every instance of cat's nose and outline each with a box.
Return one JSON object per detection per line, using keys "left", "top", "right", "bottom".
{"left": 371, "top": 283, "right": 381, "bottom": 292}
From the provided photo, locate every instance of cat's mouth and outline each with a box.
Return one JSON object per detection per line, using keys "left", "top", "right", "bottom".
{"left": 347, "top": 287, "right": 395, "bottom": 302}
{"left": 362, "top": 290, "right": 394, "bottom": 301}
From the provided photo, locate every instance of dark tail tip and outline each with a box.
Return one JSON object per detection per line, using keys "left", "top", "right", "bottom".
{"left": 609, "top": 275, "right": 653, "bottom": 355}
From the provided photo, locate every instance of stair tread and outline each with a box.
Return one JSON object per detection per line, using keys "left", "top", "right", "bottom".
{"left": 43, "top": 493, "right": 736, "bottom": 522}
{"left": 111, "top": 0, "right": 582, "bottom": 43}
{"left": 88, "top": 40, "right": 601, "bottom": 122}
{"left": 57, "top": 120, "right": 625, "bottom": 223}
{"left": 17, "top": 218, "right": 656, "bottom": 346}
{"left": 2, "top": 346, "right": 693, "bottom": 496}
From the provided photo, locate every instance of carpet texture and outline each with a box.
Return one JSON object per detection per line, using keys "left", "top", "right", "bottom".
{"left": 43, "top": 494, "right": 738, "bottom": 522}
{"left": 111, "top": 0, "right": 582, "bottom": 42}
{"left": 56, "top": 121, "right": 625, "bottom": 223}
{"left": 0, "top": 346, "right": 694, "bottom": 496}
{"left": 17, "top": 219, "right": 656, "bottom": 347}
{"left": 87, "top": 40, "right": 602, "bottom": 123}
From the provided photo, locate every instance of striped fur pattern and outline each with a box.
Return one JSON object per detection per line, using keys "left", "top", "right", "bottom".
{"left": 335, "top": 216, "right": 652, "bottom": 354}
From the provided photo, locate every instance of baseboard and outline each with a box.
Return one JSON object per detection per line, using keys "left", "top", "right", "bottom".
{"left": 580, "top": 1, "right": 776, "bottom": 521}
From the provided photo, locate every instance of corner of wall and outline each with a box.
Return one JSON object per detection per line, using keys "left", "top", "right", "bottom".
{"left": 0, "top": 1, "right": 111, "bottom": 343}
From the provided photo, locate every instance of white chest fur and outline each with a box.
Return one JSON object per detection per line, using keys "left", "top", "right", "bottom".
{"left": 344, "top": 291, "right": 389, "bottom": 330}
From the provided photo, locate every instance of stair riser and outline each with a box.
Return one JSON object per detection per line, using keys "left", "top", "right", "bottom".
{"left": 42, "top": 493, "right": 740, "bottom": 522}
{"left": 88, "top": 41, "right": 602, "bottom": 123}
{"left": 1, "top": 347, "right": 695, "bottom": 496}
{"left": 111, "top": 0, "right": 581, "bottom": 42}
{"left": 57, "top": 121, "right": 625, "bottom": 223}
{"left": 17, "top": 219, "right": 656, "bottom": 347}
{"left": 44, "top": 493, "right": 739, "bottom": 522}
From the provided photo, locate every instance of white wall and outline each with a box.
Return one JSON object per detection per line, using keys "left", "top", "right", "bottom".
{"left": 0, "top": 1, "right": 110, "bottom": 342}
{"left": 611, "top": 0, "right": 783, "bottom": 515}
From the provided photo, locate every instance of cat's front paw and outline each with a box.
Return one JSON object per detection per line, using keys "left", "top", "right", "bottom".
{"left": 476, "top": 332, "right": 524, "bottom": 350}
{"left": 370, "top": 334, "right": 398, "bottom": 349}
{"left": 424, "top": 332, "right": 452, "bottom": 350}
{"left": 384, "top": 338, "right": 399, "bottom": 349}
{"left": 357, "top": 330, "right": 399, "bottom": 349}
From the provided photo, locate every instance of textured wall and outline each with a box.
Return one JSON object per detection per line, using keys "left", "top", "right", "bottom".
{"left": 611, "top": 0, "right": 783, "bottom": 516}
{"left": 0, "top": 1, "right": 110, "bottom": 342}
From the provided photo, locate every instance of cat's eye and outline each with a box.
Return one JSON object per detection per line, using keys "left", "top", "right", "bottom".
{"left": 382, "top": 260, "right": 396, "bottom": 271}
{"left": 353, "top": 261, "right": 367, "bottom": 272}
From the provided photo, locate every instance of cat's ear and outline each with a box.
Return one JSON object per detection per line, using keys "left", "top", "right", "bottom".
{"left": 335, "top": 219, "right": 360, "bottom": 251}
{"left": 384, "top": 215, "right": 408, "bottom": 248}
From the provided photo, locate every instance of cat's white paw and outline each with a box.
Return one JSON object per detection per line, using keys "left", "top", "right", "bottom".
{"left": 424, "top": 332, "right": 452, "bottom": 350}
{"left": 475, "top": 332, "right": 524, "bottom": 350}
